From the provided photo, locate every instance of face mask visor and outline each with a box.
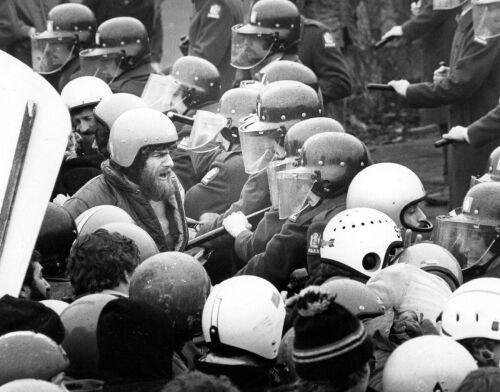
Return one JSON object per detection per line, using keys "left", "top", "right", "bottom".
{"left": 79, "top": 48, "right": 124, "bottom": 83}
{"left": 432, "top": 0, "right": 467, "bottom": 9}
{"left": 276, "top": 167, "right": 316, "bottom": 219}
{"left": 140, "top": 73, "right": 189, "bottom": 114}
{"left": 187, "top": 110, "right": 229, "bottom": 153}
{"left": 472, "top": 1, "right": 500, "bottom": 41}
{"left": 267, "top": 157, "right": 298, "bottom": 210}
{"left": 231, "top": 25, "right": 276, "bottom": 70}
{"left": 31, "top": 32, "right": 76, "bottom": 74}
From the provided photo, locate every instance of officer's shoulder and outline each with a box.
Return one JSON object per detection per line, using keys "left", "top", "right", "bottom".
{"left": 302, "top": 17, "right": 329, "bottom": 32}
{"left": 202, "top": 0, "right": 231, "bottom": 18}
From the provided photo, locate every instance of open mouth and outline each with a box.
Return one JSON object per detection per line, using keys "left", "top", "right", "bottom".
{"left": 158, "top": 169, "right": 171, "bottom": 180}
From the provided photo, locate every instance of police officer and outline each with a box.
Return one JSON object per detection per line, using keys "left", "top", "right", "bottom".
{"left": 184, "top": 87, "right": 258, "bottom": 220}
{"left": 187, "top": 0, "right": 243, "bottom": 92}
{"left": 30, "top": 3, "right": 96, "bottom": 91}
{"left": 235, "top": 132, "right": 370, "bottom": 291}
{"left": 389, "top": 0, "right": 500, "bottom": 209}
{"left": 79, "top": 16, "right": 153, "bottom": 96}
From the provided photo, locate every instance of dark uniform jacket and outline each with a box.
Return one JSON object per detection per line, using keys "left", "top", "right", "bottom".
{"left": 298, "top": 17, "right": 352, "bottom": 103}
{"left": 82, "top": 0, "right": 163, "bottom": 63}
{"left": 63, "top": 160, "right": 188, "bottom": 252}
{"left": 195, "top": 168, "right": 272, "bottom": 249}
{"left": 109, "top": 61, "right": 153, "bottom": 96}
{"left": 401, "top": 0, "right": 458, "bottom": 125}
{"left": 406, "top": 9, "right": 500, "bottom": 208}
{"left": 189, "top": 0, "right": 243, "bottom": 93}
{"left": 234, "top": 209, "right": 283, "bottom": 263}
{"left": 236, "top": 192, "right": 346, "bottom": 291}
{"left": 185, "top": 146, "right": 248, "bottom": 220}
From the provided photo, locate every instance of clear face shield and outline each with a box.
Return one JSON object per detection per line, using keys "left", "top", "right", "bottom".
{"left": 432, "top": 0, "right": 467, "bottom": 9}
{"left": 141, "top": 74, "right": 189, "bottom": 114}
{"left": 31, "top": 32, "right": 76, "bottom": 74}
{"left": 267, "top": 157, "right": 297, "bottom": 210}
{"left": 276, "top": 167, "right": 316, "bottom": 219}
{"left": 79, "top": 49, "right": 124, "bottom": 84}
{"left": 433, "top": 214, "right": 500, "bottom": 271}
{"left": 231, "top": 26, "right": 276, "bottom": 70}
{"left": 472, "top": 1, "right": 500, "bottom": 41}
{"left": 238, "top": 115, "right": 287, "bottom": 174}
{"left": 187, "top": 110, "right": 229, "bottom": 153}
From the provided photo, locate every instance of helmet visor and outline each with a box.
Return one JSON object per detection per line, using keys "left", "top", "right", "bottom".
{"left": 277, "top": 168, "right": 316, "bottom": 219}
{"left": 231, "top": 26, "right": 276, "bottom": 69}
{"left": 267, "top": 157, "right": 297, "bottom": 209}
{"left": 433, "top": 214, "right": 500, "bottom": 270}
{"left": 472, "top": 1, "right": 500, "bottom": 41}
{"left": 141, "top": 74, "right": 188, "bottom": 114}
{"left": 432, "top": 0, "right": 467, "bottom": 9}
{"left": 31, "top": 34, "right": 75, "bottom": 74}
{"left": 188, "top": 110, "right": 229, "bottom": 153}
{"left": 79, "top": 49, "right": 123, "bottom": 83}
{"left": 239, "top": 115, "right": 287, "bottom": 174}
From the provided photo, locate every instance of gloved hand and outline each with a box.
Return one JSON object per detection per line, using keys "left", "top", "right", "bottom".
{"left": 433, "top": 64, "right": 450, "bottom": 83}
{"left": 442, "top": 126, "right": 470, "bottom": 143}
{"left": 178, "top": 35, "right": 190, "bottom": 56}
{"left": 388, "top": 79, "right": 410, "bottom": 98}
{"left": 381, "top": 25, "right": 403, "bottom": 41}
{"left": 222, "top": 211, "right": 252, "bottom": 238}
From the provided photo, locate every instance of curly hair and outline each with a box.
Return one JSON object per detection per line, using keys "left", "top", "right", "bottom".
{"left": 162, "top": 371, "right": 239, "bottom": 392}
{"left": 67, "top": 228, "right": 140, "bottom": 296}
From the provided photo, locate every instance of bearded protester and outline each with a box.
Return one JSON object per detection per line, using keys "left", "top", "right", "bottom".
{"left": 64, "top": 108, "right": 188, "bottom": 252}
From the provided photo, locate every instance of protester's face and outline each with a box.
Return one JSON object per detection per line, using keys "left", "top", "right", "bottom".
{"left": 403, "top": 203, "right": 429, "bottom": 230}
{"left": 72, "top": 108, "right": 99, "bottom": 155}
{"left": 30, "top": 262, "right": 51, "bottom": 300}
{"left": 139, "top": 147, "right": 176, "bottom": 201}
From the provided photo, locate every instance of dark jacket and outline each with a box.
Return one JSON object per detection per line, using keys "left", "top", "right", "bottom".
{"left": 298, "top": 17, "right": 352, "bottom": 102}
{"left": 109, "top": 60, "right": 153, "bottom": 96}
{"left": 236, "top": 192, "right": 346, "bottom": 291}
{"left": 401, "top": 0, "right": 458, "bottom": 125}
{"left": 63, "top": 160, "right": 188, "bottom": 252}
{"left": 185, "top": 146, "right": 248, "bottom": 220}
{"left": 82, "top": 0, "right": 163, "bottom": 63}
{"left": 189, "top": 0, "right": 244, "bottom": 92}
{"left": 406, "top": 9, "right": 500, "bottom": 208}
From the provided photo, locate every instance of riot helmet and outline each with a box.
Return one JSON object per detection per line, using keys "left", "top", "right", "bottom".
{"left": 472, "top": 0, "right": 500, "bottom": 42}
{"left": 79, "top": 17, "right": 150, "bottom": 83}
{"left": 60, "top": 76, "right": 113, "bottom": 113}
{"left": 470, "top": 145, "right": 500, "bottom": 187}
{"left": 239, "top": 80, "right": 322, "bottom": 174}
{"left": 433, "top": 182, "right": 500, "bottom": 276}
{"left": 0, "top": 380, "right": 63, "bottom": 392}
{"left": 320, "top": 208, "right": 403, "bottom": 281}
{"left": 31, "top": 3, "right": 96, "bottom": 74}
{"left": 75, "top": 205, "right": 135, "bottom": 236}
{"left": 347, "top": 162, "right": 432, "bottom": 233}
{"left": 260, "top": 60, "right": 319, "bottom": 92}
{"left": 141, "top": 56, "right": 221, "bottom": 114}
{"left": 433, "top": 0, "right": 468, "bottom": 9}
{"left": 231, "top": 0, "right": 301, "bottom": 69}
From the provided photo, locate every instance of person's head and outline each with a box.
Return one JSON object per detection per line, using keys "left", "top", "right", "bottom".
{"left": 457, "top": 367, "right": 500, "bottom": 392}
{"left": 440, "top": 278, "right": 500, "bottom": 366}
{"left": 31, "top": 3, "right": 96, "bottom": 74}
{"left": 347, "top": 163, "right": 432, "bottom": 233}
{"left": 67, "top": 229, "right": 140, "bottom": 297}
{"left": 292, "top": 286, "right": 373, "bottom": 392}
{"left": 161, "top": 371, "right": 240, "bottom": 392}
{"left": 21, "top": 251, "right": 50, "bottom": 301}
{"left": 470, "top": 146, "right": 500, "bottom": 187}
{"left": 97, "top": 298, "right": 175, "bottom": 382}
{"left": 231, "top": 0, "right": 302, "bottom": 69}
{"left": 93, "top": 93, "right": 148, "bottom": 156}
{"left": 432, "top": 0, "right": 468, "bottom": 10}
{"left": 79, "top": 17, "right": 150, "bottom": 83}
{"left": 129, "top": 252, "right": 211, "bottom": 344}
{"left": 108, "top": 108, "right": 179, "bottom": 201}
{"left": 319, "top": 208, "right": 403, "bottom": 282}
{"left": 383, "top": 335, "right": 477, "bottom": 392}
{"left": 60, "top": 76, "right": 113, "bottom": 156}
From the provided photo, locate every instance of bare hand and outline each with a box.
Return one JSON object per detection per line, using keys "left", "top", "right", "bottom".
{"left": 388, "top": 79, "right": 410, "bottom": 97}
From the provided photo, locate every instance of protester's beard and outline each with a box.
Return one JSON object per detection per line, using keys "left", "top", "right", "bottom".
{"left": 139, "top": 164, "right": 176, "bottom": 202}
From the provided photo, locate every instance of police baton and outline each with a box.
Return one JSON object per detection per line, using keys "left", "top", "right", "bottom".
{"left": 373, "top": 35, "right": 399, "bottom": 49}
{"left": 367, "top": 83, "right": 395, "bottom": 91}
{"left": 166, "top": 111, "right": 194, "bottom": 125}
{"left": 434, "top": 138, "right": 453, "bottom": 148}
{"left": 185, "top": 207, "right": 271, "bottom": 249}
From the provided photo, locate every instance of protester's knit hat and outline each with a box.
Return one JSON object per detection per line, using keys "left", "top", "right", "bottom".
{"left": 292, "top": 286, "right": 373, "bottom": 380}
{"left": 0, "top": 295, "right": 64, "bottom": 344}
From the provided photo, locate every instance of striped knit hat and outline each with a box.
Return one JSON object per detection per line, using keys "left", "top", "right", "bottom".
{"left": 292, "top": 286, "right": 373, "bottom": 380}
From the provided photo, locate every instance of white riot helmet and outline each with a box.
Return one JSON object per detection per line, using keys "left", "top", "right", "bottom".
{"left": 60, "top": 76, "right": 112, "bottom": 113}
{"left": 472, "top": 0, "right": 500, "bottom": 42}
{"left": 75, "top": 205, "right": 135, "bottom": 235}
{"left": 433, "top": 0, "right": 468, "bottom": 9}
{"left": 94, "top": 93, "right": 148, "bottom": 129}
{"left": 320, "top": 208, "right": 403, "bottom": 280}
{"left": 383, "top": 335, "right": 477, "bottom": 392}
{"left": 347, "top": 162, "right": 432, "bottom": 232}
{"left": 109, "top": 108, "right": 178, "bottom": 167}
{"left": 395, "top": 242, "right": 463, "bottom": 291}
{"left": 202, "top": 276, "right": 285, "bottom": 360}
{"left": 40, "top": 299, "right": 69, "bottom": 316}
{"left": 441, "top": 277, "right": 500, "bottom": 341}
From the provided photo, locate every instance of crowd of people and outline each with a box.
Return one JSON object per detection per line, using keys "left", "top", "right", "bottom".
{"left": 1, "top": 0, "right": 500, "bottom": 391}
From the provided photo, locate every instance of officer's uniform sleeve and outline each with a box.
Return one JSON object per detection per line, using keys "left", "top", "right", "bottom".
{"left": 406, "top": 36, "right": 500, "bottom": 108}
{"left": 401, "top": 0, "right": 457, "bottom": 43}
{"left": 467, "top": 105, "right": 500, "bottom": 147}
{"left": 189, "top": 0, "right": 234, "bottom": 68}
{"left": 300, "top": 22, "right": 352, "bottom": 101}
